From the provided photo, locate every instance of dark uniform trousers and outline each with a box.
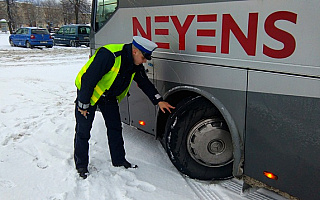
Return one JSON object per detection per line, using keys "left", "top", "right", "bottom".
{"left": 74, "top": 96, "right": 126, "bottom": 169}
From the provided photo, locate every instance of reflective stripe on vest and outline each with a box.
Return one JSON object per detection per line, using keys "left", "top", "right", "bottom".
{"left": 75, "top": 44, "right": 135, "bottom": 105}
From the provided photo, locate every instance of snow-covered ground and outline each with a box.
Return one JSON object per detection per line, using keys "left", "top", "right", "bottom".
{"left": 0, "top": 33, "right": 286, "bottom": 200}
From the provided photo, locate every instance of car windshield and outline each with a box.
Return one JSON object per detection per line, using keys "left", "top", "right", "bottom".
{"left": 31, "top": 29, "right": 49, "bottom": 34}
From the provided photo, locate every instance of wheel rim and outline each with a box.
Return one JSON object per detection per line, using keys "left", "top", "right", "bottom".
{"left": 26, "top": 42, "right": 31, "bottom": 48}
{"left": 10, "top": 40, "right": 14, "bottom": 46}
{"left": 187, "top": 118, "right": 233, "bottom": 167}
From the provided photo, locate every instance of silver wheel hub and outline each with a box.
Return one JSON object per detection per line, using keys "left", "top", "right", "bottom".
{"left": 187, "top": 119, "right": 233, "bottom": 167}
{"left": 208, "top": 140, "right": 225, "bottom": 154}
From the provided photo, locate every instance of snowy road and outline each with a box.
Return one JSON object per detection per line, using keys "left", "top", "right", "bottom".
{"left": 0, "top": 33, "right": 286, "bottom": 200}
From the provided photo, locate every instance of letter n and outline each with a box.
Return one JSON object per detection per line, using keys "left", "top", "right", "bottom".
{"left": 221, "top": 13, "right": 258, "bottom": 56}
{"left": 132, "top": 17, "right": 152, "bottom": 40}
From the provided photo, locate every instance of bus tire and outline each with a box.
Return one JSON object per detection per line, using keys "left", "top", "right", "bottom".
{"left": 164, "top": 96, "right": 234, "bottom": 180}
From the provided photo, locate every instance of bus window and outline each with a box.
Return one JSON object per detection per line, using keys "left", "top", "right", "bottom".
{"left": 95, "top": 0, "right": 118, "bottom": 32}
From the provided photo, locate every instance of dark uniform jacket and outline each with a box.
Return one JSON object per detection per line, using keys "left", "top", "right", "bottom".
{"left": 77, "top": 43, "right": 163, "bottom": 109}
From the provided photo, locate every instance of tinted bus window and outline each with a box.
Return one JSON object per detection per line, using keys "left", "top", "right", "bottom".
{"left": 95, "top": 0, "right": 118, "bottom": 31}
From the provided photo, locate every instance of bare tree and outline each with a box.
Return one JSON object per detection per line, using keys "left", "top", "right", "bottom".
{"left": 60, "top": 0, "right": 90, "bottom": 24}
{"left": 74, "top": 0, "right": 80, "bottom": 24}
{"left": 60, "top": 0, "right": 74, "bottom": 24}
{"left": 21, "top": 0, "right": 39, "bottom": 27}
{"left": 5, "top": 0, "right": 15, "bottom": 33}
{"left": 41, "top": 0, "right": 63, "bottom": 30}
{"left": 79, "top": 0, "right": 91, "bottom": 24}
{"left": 4, "top": 0, "right": 90, "bottom": 31}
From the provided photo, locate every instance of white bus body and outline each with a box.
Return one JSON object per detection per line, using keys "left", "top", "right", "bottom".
{"left": 90, "top": 1, "right": 320, "bottom": 199}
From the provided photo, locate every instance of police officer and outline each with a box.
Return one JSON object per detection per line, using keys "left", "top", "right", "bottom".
{"left": 74, "top": 36, "right": 175, "bottom": 179}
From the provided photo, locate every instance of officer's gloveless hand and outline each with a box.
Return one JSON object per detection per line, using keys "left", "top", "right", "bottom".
{"left": 158, "top": 101, "right": 175, "bottom": 113}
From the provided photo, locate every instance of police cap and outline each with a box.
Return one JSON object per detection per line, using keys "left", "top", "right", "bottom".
{"left": 132, "top": 36, "right": 158, "bottom": 60}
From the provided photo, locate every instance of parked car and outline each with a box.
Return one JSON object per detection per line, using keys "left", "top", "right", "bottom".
{"left": 53, "top": 24, "right": 90, "bottom": 47}
{"left": 9, "top": 27, "right": 53, "bottom": 48}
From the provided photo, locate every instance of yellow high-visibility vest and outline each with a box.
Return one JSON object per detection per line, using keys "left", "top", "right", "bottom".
{"left": 75, "top": 44, "right": 135, "bottom": 105}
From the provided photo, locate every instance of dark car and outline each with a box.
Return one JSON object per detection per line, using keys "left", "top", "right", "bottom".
{"left": 9, "top": 27, "right": 53, "bottom": 48}
{"left": 53, "top": 24, "right": 90, "bottom": 47}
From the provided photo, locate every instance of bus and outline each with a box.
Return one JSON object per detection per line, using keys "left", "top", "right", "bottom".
{"left": 89, "top": 0, "right": 320, "bottom": 199}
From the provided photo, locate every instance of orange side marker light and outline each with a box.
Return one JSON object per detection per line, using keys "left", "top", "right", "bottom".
{"left": 139, "top": 120, "right": 146, "bottom": 126}
{"left": 264, "top": 171, "right": 278, "bottom": 180}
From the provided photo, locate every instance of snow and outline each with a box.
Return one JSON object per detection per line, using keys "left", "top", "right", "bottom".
{"left": 0, "top": 33, "right": 284, "bottom": 200}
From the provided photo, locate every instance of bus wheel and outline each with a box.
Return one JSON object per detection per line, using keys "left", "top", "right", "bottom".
{"left": 164, "top": 96, "right": 234, "bottom": 180}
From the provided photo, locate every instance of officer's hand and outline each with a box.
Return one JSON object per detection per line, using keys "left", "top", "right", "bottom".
{"left": 158, "top": 101, "right": 175, "bottom": 113}
{"left": 78, "top": 107, "right": 89, "bottom": 117}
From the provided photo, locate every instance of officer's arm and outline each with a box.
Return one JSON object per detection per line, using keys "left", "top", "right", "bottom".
{"left": 133, "top": 65, "right": 163, "bottom": 104}
{"left": 134, "top": 65, "right": 175, "bottom": 113}
{"left": 77, "top": 48, "right": 115, "bottom": 110}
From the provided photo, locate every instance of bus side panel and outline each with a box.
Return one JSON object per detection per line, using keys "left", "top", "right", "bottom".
{"left": 126, "top": 60, "right": 156, "bottom": 134}
{"left": 153, "top": 59, "right": 247, "bottom": 141}
{"left": 244, "top": 71, "right": 320, "bottom": 200}
{"left": 119, "top": 96, "right": 130, "bottom": 125}
{"left": 127, "top": 82, "right": 156, "bottom": 134}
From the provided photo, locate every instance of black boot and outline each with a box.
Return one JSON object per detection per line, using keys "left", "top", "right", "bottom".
{"left": 77, "top": 168, "right": 89, "bottom": 179}
{"left": 113, "top": 160, "right": 138, "bottom": 169}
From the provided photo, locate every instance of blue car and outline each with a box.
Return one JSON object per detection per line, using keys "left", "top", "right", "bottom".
{"left": 9, "top": 27, "right": 53, "bottom": 48}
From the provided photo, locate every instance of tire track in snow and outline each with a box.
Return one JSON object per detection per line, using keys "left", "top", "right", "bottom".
{"left": 186, "top": 176, "right": 285, "bottom": 200}
{"left": 185, "top": 178, "right": 222, "bottom": 200}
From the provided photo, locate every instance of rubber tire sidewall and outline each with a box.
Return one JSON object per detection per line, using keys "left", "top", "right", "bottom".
{"left": 165, "top": 96, "right": 233, "bottom": 180}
